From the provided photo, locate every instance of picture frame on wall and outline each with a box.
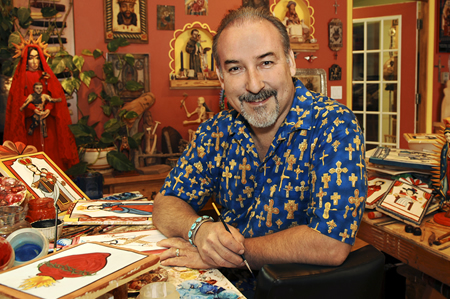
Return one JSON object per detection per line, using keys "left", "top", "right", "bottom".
{"left": 157, "top": 5, "right": 175, "bottom": 30}
{"left": 106, "top": 53, "right": 150, "bottom": 101}
{"left": 439, "top": 0, "right": 450, "bottom": 52}
{"left": 294, "top": 68, "right": 327, "bottom": 96}
{"left": 242, "top": 0, "right": 270, "bottom": 10}
{"left": 104, "top": 0, "right": 148, "bottom": 43}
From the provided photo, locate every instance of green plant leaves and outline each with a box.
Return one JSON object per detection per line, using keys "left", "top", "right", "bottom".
{"left": 107, "top": 151, "right": 135, "bottom": 171}
{"left": 41, "top": 7, "right": 58, "bottom": 18}
{"left": 93, "top": 49, "right": 103, "bottom": 59}
{"left": 109, "top": 95, "right": 123, "bottom": 107}
{"left": 73, "top": 55, "right": 84, "bottom": 72}
{"left": 14, "top": 7, "right": 32, "bottom": 29}
{"left": 87, "top": 92, "right": 98, "bottom": 103}
{"left": 60, "top": 77, "right": 81, "bottom": 95}
{"left": 125, "top": 80, "right": 143, "bottom": 91}
{"left": 123, "top": 53, "right": 134, "bottom": 66}
{"left": 65, "top": 162, "right": 88, "bottom": 176}
{"left": 107, "top": 38, "right": 129, "bottom": 53}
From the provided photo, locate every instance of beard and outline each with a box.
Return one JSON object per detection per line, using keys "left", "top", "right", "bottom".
{"left": 239, "top": 88, "right": 279, "bottom": 128}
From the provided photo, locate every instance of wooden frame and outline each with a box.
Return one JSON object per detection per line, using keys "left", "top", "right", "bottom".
{"left": 106, "top": 53, "right": 150, "bottom": 101}
{"left": 104, "top": 0, "right": 148, "bottom": 44}
{"left": 294, "top": 68, "right": 327, "bottom": 96}
{"left": 0, "top": 152, "right": 87, "bottom": 211}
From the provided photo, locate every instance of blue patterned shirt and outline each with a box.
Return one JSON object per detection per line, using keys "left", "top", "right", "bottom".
{"left": 160, "top": 79, "right": 367, "bottom": 245}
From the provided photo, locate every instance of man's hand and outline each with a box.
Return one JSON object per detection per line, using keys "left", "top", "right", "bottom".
{"left": 157, "top": 237, "right": 216, "bottom": 269}
{"left": 193, "top": 221, "right": 246, "bottom": 269}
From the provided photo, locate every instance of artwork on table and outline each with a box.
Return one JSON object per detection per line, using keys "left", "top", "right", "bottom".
{"left": 0, "top": 242, "right": 159, "bottom": 299}
{"left": 366, "top": 176, "right": 393, "bottom": 209}
{"left": 157, "top": 5, "right": 175, "bottom": 30}
{"left": 106, "top": 53, "right": 150, "bottom": 101}
{"left": 73, "top": 229, "right": 167, "bottom": 253}
{"left": 185, "top": 0, "right": 208, "bottom": 16}
{"left": 294, "top": 68, "right": 327, "bottom": 96}
{"left": 102, "top": 191, "right": 145, "bottom": 201}
{"left": 242, "top": 0, "right": 270, "bottom": 10}
{"left": 368, "top": 146, "right": 437, "bottom": 171}
{"left": 0, "top": 152, "right": 87, "bottom": 211}
{"left": 63, "top": 200, "right": 153, "bottom": 225}
{"left": 329, "top": 64, "right": 342, "bottom": 81}
{"left": 104, "top": 0, "right": 148, "bottom": 43}
{"left": 376, "top": 180, "right": 434, "bottom": 226}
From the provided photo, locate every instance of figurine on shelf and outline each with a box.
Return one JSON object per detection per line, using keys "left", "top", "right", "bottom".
{"left": 185, "top": 29, "right": 203, "bottom": 79}
{"left": 4, "top": 35, "right": 79, "bottom": 171}
{"left": 19, "top": 82, "right": 62, "bottom": 138}
{"left": 181, "top": 97, "right": 212, "bottom": 125}
{"left": 283, "top": 1, "right": 305, "bottom": 43}
{"left": 285, "top": 1, "right": 300, "bottom": 26}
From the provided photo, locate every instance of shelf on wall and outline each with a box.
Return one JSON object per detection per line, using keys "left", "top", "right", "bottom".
{"left": 169, "top": 79, "right": 221, "bottom": 89}
{"left": 291, "top": 42, "right": 319, "bottom": 52}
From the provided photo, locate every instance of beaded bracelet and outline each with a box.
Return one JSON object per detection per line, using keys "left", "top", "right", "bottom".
{"left": 188, "top": 215, "right": 214, "bottom": 247}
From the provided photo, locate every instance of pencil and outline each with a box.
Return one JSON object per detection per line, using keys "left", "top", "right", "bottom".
{"left": 212, "top": 202, "right": 255, "bottom": 278}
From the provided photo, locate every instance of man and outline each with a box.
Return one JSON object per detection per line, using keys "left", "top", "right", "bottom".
{"left": 185, "top": 29, "right": 203, "bottom": 79}
{"left": 154, "top": 7, "right": 367, "bottom": 272}
{"left": 117, "top": 0, "right": 137, "bottom": 26}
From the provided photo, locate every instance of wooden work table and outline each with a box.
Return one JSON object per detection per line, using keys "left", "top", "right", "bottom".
{"left": 357, "top": 211, "right": 450, "bottom": 285}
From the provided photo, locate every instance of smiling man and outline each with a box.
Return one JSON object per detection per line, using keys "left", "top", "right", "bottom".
{"left": 153, "top": 6, "right": 367, "bottom": 278}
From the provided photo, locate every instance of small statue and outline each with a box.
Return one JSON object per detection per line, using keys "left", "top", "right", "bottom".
{"left": 20, "top": 82, "right": 61, "bottom": 138}
{"left": 433, "top": 119, "right": 450, "bottom": 226}
{"left": 181, "top": 97, "right": 212, "bottom": 125}
{"left": 185, "top": 29, "right": 203, "bottom": 79}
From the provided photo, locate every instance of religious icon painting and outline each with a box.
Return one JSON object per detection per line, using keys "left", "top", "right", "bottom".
{"left": 376, "top": 180, "right": 434, "bottom": 226}
{"left": 63, "top": 200, "right": 153, "bottom": 225}
{"left": 365, "top": 176, "right": 393, "bottom": 209}
{"left": 157, "top": 5, "right": 175, "bottom": 30}
{"left": 0, "top": 152, "right": 88, "bottom": 211}
{"left": 0, "top": 242, "right": 159, "bottom": 299}
{"left": 242, "top": 0, "right": 270, "bottom": 10}
{"left": 185, "top": 0, "right": 208, "bottom": 16}
{"left": 329, "top": 64, "right": 342, "bottom": 81}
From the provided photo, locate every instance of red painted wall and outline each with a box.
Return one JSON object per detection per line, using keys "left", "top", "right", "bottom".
{"left": 73, "top": 0, "right": 347, "bottom": 147}
{"left": 353, "top": 2, "right": 417, "bottom": 149}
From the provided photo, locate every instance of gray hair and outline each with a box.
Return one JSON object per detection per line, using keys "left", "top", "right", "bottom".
{"left": 212, "top": 6, "right": 291, "bottom": 75}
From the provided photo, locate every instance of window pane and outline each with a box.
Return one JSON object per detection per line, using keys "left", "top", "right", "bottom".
{"left": 367, "top": 53, "right": 380, "bottom": 81}
{"left": 382, "top": 114, "right": 397, "bottom": 145}
{"left": 382, "top": 84, "right": 397, "bottom": 112}
{"left": 367, "top": 21, "right": 380, "bottom": 50}
{"left": 352, "top": 84, "right": 364, "bottom": 111}
{"left": 384, "top": 19, "right": 399, "bottom": 51}
{"left": 366, "top": 114, "right": 379, "bottom": 142}
{"left": 383, "top": 51, "right": 398, "bottom": 81}
{"left": 353, "top": 22, "right": 364, "bottom": 51}
{"left": 366, "top": 84, "right": 379, "bottom": 112}
{"left": 353, "top": 53, "right": 364, "bottom": 81}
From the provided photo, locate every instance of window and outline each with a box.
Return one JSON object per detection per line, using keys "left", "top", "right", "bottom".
{"left": 352, "top": 16, "right": 401, "bottom": 151}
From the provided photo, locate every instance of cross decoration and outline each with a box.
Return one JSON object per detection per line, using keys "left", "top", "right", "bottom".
{"left": 333, "top": 0, "right": 339, "bottom": 14}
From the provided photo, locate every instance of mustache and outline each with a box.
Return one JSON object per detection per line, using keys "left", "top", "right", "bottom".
{"left": 239, "top": 89, "right": 277, "bottom": 103}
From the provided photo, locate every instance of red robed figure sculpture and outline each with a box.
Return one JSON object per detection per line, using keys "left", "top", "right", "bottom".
{"left": 4, "top": 37, "right": 78, "bottom": 171}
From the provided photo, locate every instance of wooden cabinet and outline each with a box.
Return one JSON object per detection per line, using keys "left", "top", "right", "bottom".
{"left": 102, "top": 172, "right": 169, "bottom": 200}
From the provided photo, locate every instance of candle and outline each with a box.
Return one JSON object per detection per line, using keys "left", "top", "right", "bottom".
{"left": 180, "top": 50, "right": 184, "bottom": 71}
{"left": 211, "top": 53, "right": 214, "bottom": 72}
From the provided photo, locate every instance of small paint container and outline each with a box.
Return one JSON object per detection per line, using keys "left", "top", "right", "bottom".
{"left": 0, "top": 236, "right": 15, "bottom": 271}
{"left": 6, "top": 228, "right": 49, "bottom": 266}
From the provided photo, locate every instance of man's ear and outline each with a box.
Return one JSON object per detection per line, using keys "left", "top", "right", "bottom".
{"left": 216, "top": 67, "right": 225, "bottom": 89}
{"left": 288, "top": 49, "right": 297, "bottom": 76}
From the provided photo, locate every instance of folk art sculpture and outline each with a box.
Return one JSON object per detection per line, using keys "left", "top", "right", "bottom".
{"left": 4, "top": 35, "right": 78, "bottom": 171}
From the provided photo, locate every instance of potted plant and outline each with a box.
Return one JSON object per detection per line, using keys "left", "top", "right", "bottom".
{"left": 53, "top": 38, "right": 145, "bottom": 176}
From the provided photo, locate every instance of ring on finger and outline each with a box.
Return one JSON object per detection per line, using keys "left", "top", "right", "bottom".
{"left": 175, "top": 248, "right": 180, "bottom": 257}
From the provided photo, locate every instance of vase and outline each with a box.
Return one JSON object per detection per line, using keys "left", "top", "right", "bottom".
{"left": 81, "top": 146, "right": 115, "bottom": 174}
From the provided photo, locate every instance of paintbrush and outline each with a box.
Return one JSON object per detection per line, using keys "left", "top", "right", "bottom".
{"left": 212, "top": 203, "right": 254, "bottom": 278}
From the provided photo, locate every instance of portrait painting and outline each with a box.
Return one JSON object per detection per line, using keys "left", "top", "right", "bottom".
{"left": 294, "top": 68, "right": 327, "bottom": 96}
{"left": 376, "top": 181, "right": 434, "bottom": 226}
{"left": 365, "top": 176, "right": 393, "bottom": 209}
{"left": 104, "top": 0, "right": 148, "bottom": 43}
{"left": 440, "top": 0, "right": 450, "bottom": 52}
{"left": 157, "top": 5, "right": 175, "bottom": 30}
{"left": 185, "top": 0, "right": 208, "bottom": 16}
{"left": 242, "top": 0, "right": 270, "bottom": 10}
{"left": 0, "top": 152, "right": 87, "bottom": 211}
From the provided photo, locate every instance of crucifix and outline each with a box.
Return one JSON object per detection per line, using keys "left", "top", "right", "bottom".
{"left": 435, "top": 56, "right": 445, "bottom": 84}
{"left": 333, "top": 0, "right": 339, "bottom": 14}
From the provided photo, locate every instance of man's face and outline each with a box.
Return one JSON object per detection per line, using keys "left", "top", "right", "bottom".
{"left": 192, "top": 30, "right": 199, "bottom": 39}
{"left": 216, "top": 20, "right": 296, "bottom": 129}
{"left": 28, "top": 49, "right": 40, "bottom": 72}
{"left": 34, "top": 84, "right": 43, "bottom": 94}
{"left": 289, "top": 4, "right": 296, "bottom": 13}
{"left": 120, "top": 2, "right": 135, "bottom": 18}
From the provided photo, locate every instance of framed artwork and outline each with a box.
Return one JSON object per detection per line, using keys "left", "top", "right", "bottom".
{"left": 294, "top": 68, "right": 327, "bottom": 96}
{"left": 63, "top": 200, "right": 153, "bottom": 225}
{"left": 439, "top": 0, "right": 450, "bottom": 52}
{"left": 104, "top": 0, "right": 148, "bottom": 44}
{"left": 0, "top": 242, "right": 159, "bottom": 299}
{"left": 106, "top": 53, "right": 150, "bottom": 101}
{"left": 185, "top": 0, "right": 208, "bottom": 16}
{"left": 376, "top": 180, "right": 434, "bottom": 226}
{"left": 157, "top": 5, "right": 175, "bottom": 30}
{"left": 329, "top": 64, "right": 342, "bottom": 81}
{"left": 0, "top": 152, "right": 88, "bottom": 211}
{"left": 242, "top": 0, "right": 270, "bottom": 10}
{"left": 366, "top": 176, "right": 393, "bottom": 209}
